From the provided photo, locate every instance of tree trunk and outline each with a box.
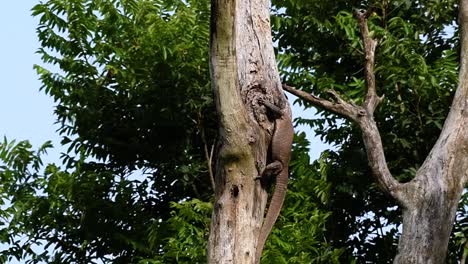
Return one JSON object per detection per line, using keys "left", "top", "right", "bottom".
{"left": 208, "top": 0, "right": 288, "bottom": 263}
{"left": 282, "top": 3, "right": 468, "bottom": 263}
{"left": 393, "top": 1, "right": 468, "bottom": 262}
{"left": 395, "top": 193, "right": 462, "bottom": 263}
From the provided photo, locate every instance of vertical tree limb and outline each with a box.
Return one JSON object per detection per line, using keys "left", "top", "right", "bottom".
{"left": 208, "top": 0, "right": 289, "bottom": 263}
{"left": 355, "top": 9, "right": 381, "bottom": 114}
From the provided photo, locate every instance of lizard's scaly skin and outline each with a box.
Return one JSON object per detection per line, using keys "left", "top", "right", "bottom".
{"left": 255, "top": 103, "right": 294, "bottom": 264}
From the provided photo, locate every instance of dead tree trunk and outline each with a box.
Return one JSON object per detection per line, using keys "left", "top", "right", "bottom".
{"left": 392, "top": 1, "right": 468, "bottom": 262}
{"left": 208, "top": 0, "right": 290, "bottom": 263}
{"left": 283, "top": 3, "right": 468, "bottom": 263}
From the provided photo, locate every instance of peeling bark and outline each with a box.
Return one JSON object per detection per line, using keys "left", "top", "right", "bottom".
{"left": 208, "top": 0, "right": 289, "bottom": 263}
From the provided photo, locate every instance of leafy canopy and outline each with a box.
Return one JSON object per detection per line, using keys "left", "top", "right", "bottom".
{"left": 2, "top": 0, "right": 215, "bottom": 263}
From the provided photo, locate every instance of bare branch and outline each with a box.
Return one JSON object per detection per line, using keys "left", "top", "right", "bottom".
{"left": 282, "top": 12, "right": 408, "bottom": 203}
{"left": 282, "top": 84, "right": 360, "bottom": 121}
{"left": 198, "top": 112, "right": 216, "bottom": 193}
{"left": 358, "top": 117, "right": 404, "bottom": 201}
{"left": 201, "top": 126, "right": 216, "bottom": 193}
{"left": 355, "top": 9, "right": 381, "bottom": 114}
{"left": 203, "top": 141, "right": 216, "bottom": 192}
{"left": 283, "top": 82, "right": 404, "bottom": 201}
{"left": 352, "top": 10, "right": 404, "bottom": 201}
{"left": 209, "top": 143, "right": 216, "bottom": 191}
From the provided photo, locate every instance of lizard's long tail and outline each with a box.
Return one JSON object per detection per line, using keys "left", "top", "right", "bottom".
{"left": 255, "top": 172, "right": 288, "bottom": 264}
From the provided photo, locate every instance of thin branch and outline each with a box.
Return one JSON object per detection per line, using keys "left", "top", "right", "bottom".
{"left": 209, "top": 142, "right": 216, "bottom": 191}
{"left": 358, "top": 117, "right": 402, "bottom": 200}
{"left": 198, "top": 112, "right": 216, "bottom": 193}
{"left": 203, "top": 141, "right": 216, "bottom": 192}
{"left": 282, "top": 84, "right": 361, "bottom": 121}
{"left": 284, "top": 83, "right": 402, "bottom": 200}
{"left": 201, "top": 127, "right": 216, "bottom": 193}
{"left": 355, "top": 9, "right": 382, "bottom": 114}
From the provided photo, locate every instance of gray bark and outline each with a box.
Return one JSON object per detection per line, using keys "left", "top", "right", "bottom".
{"left": 208, "top": 0, "right": 468, "bottom": 262}
{"left": 208, "top": 0, "right": 288, "bottom": 263}
{"left": 393, "top": 0, "right": 468, "bottom": 261}
{"left": 284, "top": 3, "right": 468, "bottom": 263}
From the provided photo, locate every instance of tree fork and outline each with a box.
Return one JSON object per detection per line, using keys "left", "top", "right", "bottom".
{"left": 284, "top": 4, "right": 468, "bottom": 263}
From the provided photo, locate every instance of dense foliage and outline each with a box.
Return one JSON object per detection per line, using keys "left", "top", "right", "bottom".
{"left": 0, "top": 135, "right": 340, "bottom": 263}
{"left": 2, "top": 0, "right": 215, "bottom": 263}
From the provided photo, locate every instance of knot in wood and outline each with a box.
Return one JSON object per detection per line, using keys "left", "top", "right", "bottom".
{"left": 358, "top": 109, "right": 367, "bottom": 116}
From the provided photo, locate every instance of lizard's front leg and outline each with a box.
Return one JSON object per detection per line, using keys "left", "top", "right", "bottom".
{"left": 258, "top": 99, "right": 283, "bottom": 118}
{"left": 256, "top": 161, "right": 283, "bottom": 184}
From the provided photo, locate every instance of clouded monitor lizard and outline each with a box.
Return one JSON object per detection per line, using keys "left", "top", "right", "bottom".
{"left": 255, "top": 100, "right": 294, "bottom": 263}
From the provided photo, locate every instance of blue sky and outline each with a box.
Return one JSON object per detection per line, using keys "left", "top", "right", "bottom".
{"left": 0, "top": 2, "right": 61, "bottom": 262}
{"left": 0, "top": 0, "right": 63, "bottom": 165}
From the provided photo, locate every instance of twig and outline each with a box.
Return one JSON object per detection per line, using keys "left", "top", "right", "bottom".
{"left": 198, "top": 113, "right": 216, "bottom": 193}
{"left": 202, "top": 130, "right": 216, "bottom": 193}
{"left": 209, "top": 142, "right": 216, "bottom": 192}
